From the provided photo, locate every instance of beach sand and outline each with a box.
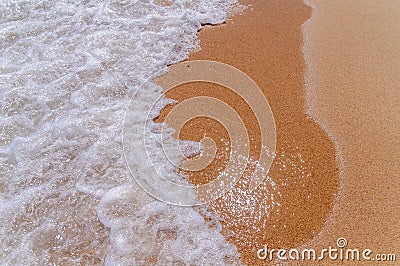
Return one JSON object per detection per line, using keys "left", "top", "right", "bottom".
{"left": 157, "top": 0, "right": 399, "bottom": 264}
{"left": 156, "top": 0, "right": 340, "bottom": 264}
{"left": 300, "top": 0, "right": 400, "bottom": 264}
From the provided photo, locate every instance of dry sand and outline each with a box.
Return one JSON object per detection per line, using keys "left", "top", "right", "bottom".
{"left": 300, "top": 0, "right": 400, "bottom": 264}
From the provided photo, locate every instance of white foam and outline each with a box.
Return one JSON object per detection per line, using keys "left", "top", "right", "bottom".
{"left": 0, "top": 0, "right": 241, "bottom": 265}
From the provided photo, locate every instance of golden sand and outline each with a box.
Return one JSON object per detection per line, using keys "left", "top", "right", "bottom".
{"left": 300, "top": 0, "right": 400, "bottom": 264}
{"left": 156, "top": 0, "right": 340, "bottom": 264}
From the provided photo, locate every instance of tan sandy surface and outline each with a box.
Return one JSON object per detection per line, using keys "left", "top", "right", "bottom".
{"left": 156, "top": 0, "right": 341, "bottom": 265}
{"left": 299, "top": 0, "right": 400, "bottom": 265}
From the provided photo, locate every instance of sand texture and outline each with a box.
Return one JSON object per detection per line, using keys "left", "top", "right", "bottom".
{"left": 156, "top": 0, "right": 341, "bottom": 264}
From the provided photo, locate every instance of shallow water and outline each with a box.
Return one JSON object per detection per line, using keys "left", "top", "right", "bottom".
{"left": 0, "top": 0, "right": 243, "bottom": 264}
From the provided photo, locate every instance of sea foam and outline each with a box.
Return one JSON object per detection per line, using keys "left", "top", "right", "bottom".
{"left": 0, "top": 0, "right": 240, "bottom": 265}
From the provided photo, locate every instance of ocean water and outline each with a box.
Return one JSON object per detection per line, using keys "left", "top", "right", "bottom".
{"left": 0, "top": 0, "right": 242, "bottom": 265}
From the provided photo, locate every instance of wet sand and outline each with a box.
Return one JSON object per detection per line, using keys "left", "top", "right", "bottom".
{"left": 300, "top": 0, "right": 400, "bottom": 264}
{"left": 156, "top": 0, "right": 340, "bottom": 264}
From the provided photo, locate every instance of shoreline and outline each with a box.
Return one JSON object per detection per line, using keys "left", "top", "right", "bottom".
{"left": 157, "top": 0, "right": 340, "bottom": 264}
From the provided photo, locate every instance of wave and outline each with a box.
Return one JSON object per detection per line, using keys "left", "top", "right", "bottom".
{"left": 0, "top": 0, "right": 241, "bottom": 265}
